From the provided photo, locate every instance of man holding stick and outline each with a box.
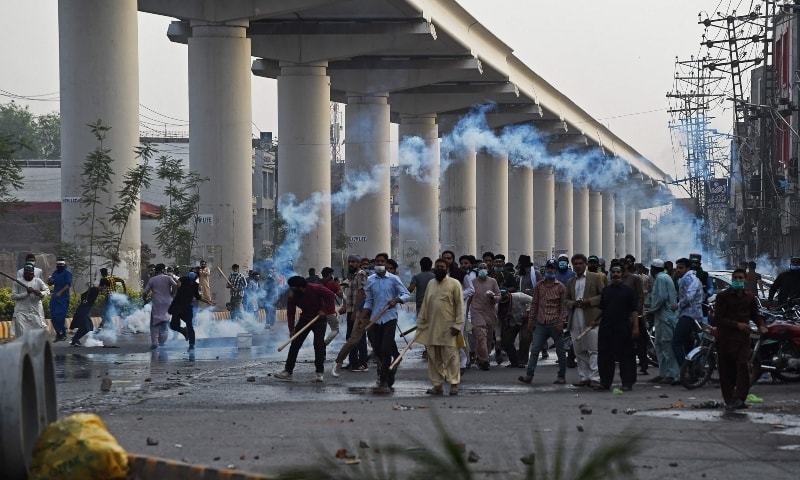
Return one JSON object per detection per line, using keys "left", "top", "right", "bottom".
{"left": 331, "top": 255, "right": 369, "bottom": 376}
{"left": 565, "top": 254, "right": 605, "bottom": 388}
{"left": 415, "top": 258, "right": 465, "bottom": 395}
{"left": 11, "top": 264, "right": 50, "bottom": 337}
{"left": 274, "top": 276, "right": 336, "bottom": 382}
{"left": 363, "top": 252, "right": 411, "bottom": 393}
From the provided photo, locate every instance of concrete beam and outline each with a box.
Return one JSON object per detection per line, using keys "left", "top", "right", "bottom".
{"left": 140, "top": 0, "right": 344, "bottom": 23}
{"left": 389, "top": 82, "right": 520, "bottom": 115}
{"left": 249, "top": 19, "right": 435, "bottom": 36}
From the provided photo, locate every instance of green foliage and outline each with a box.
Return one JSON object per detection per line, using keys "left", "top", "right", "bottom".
{"left": 0, "top": 134, "right": 24, "bottom": 214}
{"left": 153, "top": 155, "right": 207, "bottom": 267}
{"left": 78, "top": 120, "right": 114, "bottom": 282}
{"left": 100, "top": 144, "right": 155, "bottom": 273}
{"left": 55, "top": 242, "right": 90, "bottom": 286}
{"left": 0, "top": 102, "right": 60, "bottom": 159}
{"left": 0, "top": 287, "right": 145, "bottom": 321}
{"left": 0, "top": 287, "right": 14, "bottom": 321}
{"left": 275, "top": 417, "right": 642, "bottom": 480}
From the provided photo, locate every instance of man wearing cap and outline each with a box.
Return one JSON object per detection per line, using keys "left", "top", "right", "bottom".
{"left": 518, "top": 259, "right": 568, "bottom": 385}
{"left": 275, "top": 276, "right": 336, "bottom": 382}
{"left": 332, "top": 255, "right": 370, "bottom": 375}
{"left": 16, "top": 253, "right": 43, "bottom": 281}
{"left": 596, "top": 265, "right": 639, "bottom": 390}
{"left": 47, "top": 258, "right": 73, "bottom": 341}
{"left": 645, "top": 259, "right": 680, "bottom": 383}
{"left": 555, "top": 254, "right": 576, "bottom": 285}
{"left": 143, "top": 264, "right": 177, "bottom": 349}
{"left": 587, "top": 255, "right": 602, "bottom": 275}
{"left": 12, "top": 264, "right": 50, "bottom": 337}
{"left": 565, "top": 254, "right": 605, "bottom": 388}
{"left": 769, "top": 256, "right": 800, "bottom": 304}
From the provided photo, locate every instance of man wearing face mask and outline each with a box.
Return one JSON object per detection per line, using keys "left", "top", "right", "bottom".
{"left": 715, "top": 268, "right": 768, "bottom": 410}
{"left": 468, "top": 262, "right": 501, "bottom": 370}
{"left": 596, "top": 265, "right": 639, "bottom": 391}
{"left": 12, "top": 264, "right": 50, "bottom": 337}
{"left": 518, "top": 259, "right": 567, "bottom": 385}
{"left": 416, "top": 258, "right": 465, "bottom": 395}
{"left": 768, "top": 256, "right": 800, "bottom": 304}
{"left": 275, "top": 275, "right": 336, "bottom": 382}
{"left": 555, "top": 254, "right": 576, "bottom": 285}
{"left": 333, "top": 255, "right": 370, "bottom": 375}
{"left": 587, "top": 255, "right": 602, "bottom": 274}
{"left": 48, "top": 257, "right": 73, "bottom": 342}
{"left": 363, "top": 252, "right": 411, "bottom": 393}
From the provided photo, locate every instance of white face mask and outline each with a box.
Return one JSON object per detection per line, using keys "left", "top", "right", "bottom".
{"left": 374, "top": 265, "right": 386, "bottom": 275}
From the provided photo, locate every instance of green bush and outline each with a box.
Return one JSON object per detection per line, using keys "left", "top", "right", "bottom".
{"left": 0, "top": 287, "right": 144, "bottom": 321}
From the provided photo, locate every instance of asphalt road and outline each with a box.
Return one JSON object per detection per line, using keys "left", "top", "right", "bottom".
{"left": 52, "top": 330, "right": 800, "bottom": 479}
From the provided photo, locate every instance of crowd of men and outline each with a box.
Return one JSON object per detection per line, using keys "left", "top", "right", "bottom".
{"left": 9, "top": 248, "right": 800, "bottom": 409}
{"left": 272, "top": 250, "right": 796, "bottom": 410}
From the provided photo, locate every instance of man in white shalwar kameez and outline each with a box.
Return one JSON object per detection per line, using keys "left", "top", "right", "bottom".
{"left": 12, "top": 264, "right": 50, "bottom": 338}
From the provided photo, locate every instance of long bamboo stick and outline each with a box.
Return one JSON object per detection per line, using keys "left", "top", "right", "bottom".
{"left": 277, "top": 314, "right": 322, "bottom": 352}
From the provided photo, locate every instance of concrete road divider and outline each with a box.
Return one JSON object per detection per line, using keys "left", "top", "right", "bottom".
{"left": 23, "top": 330, "right": 57, "bottom": 429}
{"left": 0, "top": 339, "right": 40, "bottom": 480}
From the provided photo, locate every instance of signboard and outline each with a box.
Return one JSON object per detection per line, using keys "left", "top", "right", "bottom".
{"left": 707, "top": 179, "right": 729, "bottom": 206}
{"left": 349, "top": 235, "right": 368, "bottom": 244}
{"left": 63, "top": 197, "right": 81, "bottom": 203}
{"left": 196, "top": 214, "right": 214, "bottom": 225}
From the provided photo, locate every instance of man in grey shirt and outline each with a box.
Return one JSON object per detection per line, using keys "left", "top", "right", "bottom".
{"left": 409, "top": 257, "right": 436, "bottom": 314}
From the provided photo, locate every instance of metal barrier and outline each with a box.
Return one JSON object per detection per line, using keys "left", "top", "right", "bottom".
{"left": 0, "top": 337, "right": 40, "bottom": 479}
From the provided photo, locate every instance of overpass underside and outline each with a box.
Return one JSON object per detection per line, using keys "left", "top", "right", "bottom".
{"left": 58, "top": 0, "right": 670, "bottom": 297}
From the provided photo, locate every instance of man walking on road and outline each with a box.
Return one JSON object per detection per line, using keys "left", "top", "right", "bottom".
{"left": 673, "top": 257, "right": 704, "bottom": 366}
{"left": 275, "top": 276, "right": 336, "bottom": 382}
{"left": 469, "top": 262, "right": 501, "bottom": 370}
{"left": 518, "top": 259, "right": 567, "bottom": 385}
{"left": 48, "top": 257, "right": 73, "bottom": 342}
{"left": 597, "top": 265, "right": 639, "bottom": 391}
{"left": 362, "top": 253, "right": 411, "bottom": 393}
{"left": 12, "top": 264, "right": 50, "bottom": 338}
{"left": 565, "top": 254, "right": 604, "bottom": 388}
{"left": 416, "top": 258, "right": 465, "bottom": 395}
{"left": 227, "top": 264, "right": 247, "bottom": 319}
{"left": 714, "top": 268, "right": 767, "bottom": 410}
{"left": 644, "top": 259, "right": 680, "bottom": 384}
{"left": 143, "top": 263, "right": 176, "bottom": 349}
{"left": 332, "top": 255, "right": 369, "bottom": 376}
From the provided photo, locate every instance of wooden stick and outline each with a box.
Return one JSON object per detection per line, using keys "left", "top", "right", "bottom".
{"left": 277, "top": 314, "right": 322, "bottom": 352}
{"left": 575, "top": 326, "right": 596, "bottom": 341}
{"left": 216, "top": 266, "right": 234, "bottom": 288}
{"left": 389, "top": 335, "right": 417, "bottom": 370}
{"left": 364, "top": 303, "right": 392, "bottom": 331}
{"left": 0, "top": 270, "right": 30, "bottom": 289}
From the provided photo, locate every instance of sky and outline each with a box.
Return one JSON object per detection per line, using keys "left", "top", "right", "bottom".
{"left": 0, "top": 0, "right": 738, "bottom": 180}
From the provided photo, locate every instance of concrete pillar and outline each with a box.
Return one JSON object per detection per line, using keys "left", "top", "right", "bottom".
{"left": 345, "top": 94, "right": 391, "bottom": 259}
{"left": 189, "top": 21, "right": 254, "bottom": 303}
{"left": 59, "top": 0, "right": 139, "bottom": 288}
{"left": 602, "top": 191, "right": 616, "bottom": 261}
{"left": 615, "top": 197, "right": 627, "bottom": 258}
{"left": 476, "top": 151, "right": 509, "bottom": 256}
{"left": 398, "top": 114, "right": 439, "bottom": 269}
{"left": 589, "top": 190, "right": 603, "bottom": 257}
{"left": 573, "top": 184, "right": 590, "bottom": 256}
{"left": 508, "top": 165, "right": 533, "bottom": 262}
{"left": 533, "top": 167, "right": 555, "bottom": 263}
{"left": 278, "top": 62, "right": 331, "bottom": 274}
{"left": 635, "top": 209, "right": 643, "bottom": 262}
{"left": 554, "top": 180, "right": 574, "bottom": 256}
{"left": 440, "top": 146, "right": 476, "bottom": 256}
{"left": 625, "top": 205, "right": 636, "bottom": 259}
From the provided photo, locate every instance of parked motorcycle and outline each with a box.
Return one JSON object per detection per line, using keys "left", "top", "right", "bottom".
{"left": 750, "top": 311, "right": 800, "bottom": 384}
{"left": 680, "top": 318, "right": 717, "bottom": 389}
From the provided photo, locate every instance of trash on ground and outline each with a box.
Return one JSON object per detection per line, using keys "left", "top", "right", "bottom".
{"left": 746, "top": 393, "right": 764, "bottom": 404}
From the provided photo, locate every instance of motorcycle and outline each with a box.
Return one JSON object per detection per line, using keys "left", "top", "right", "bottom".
{"left": 680, "top": 318, "right": 718, "bottom": 389}
{"left": 750, "top": 311, "right": 800, "bottom": 384}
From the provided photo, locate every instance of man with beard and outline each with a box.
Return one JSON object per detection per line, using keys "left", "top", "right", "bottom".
{"left": 596, "top": 265, "right": 639, "bottom": 391}
{"left": 565, "top": 254, "right": 605, "bottom": 388}
{"left": 587, "top": 255, "right": 602, "bottom": 275}
{"left": 441, "top": 250, "right": 464, "bottom": 283}
{"left": 275, "top": 276, "right": 336, "bottom": 382}
{"left": 363, "top": 253, "right": 411, "bottom": 392}
{"left": 622, "top": 255, "right": 647, "bottom": 375}
{"left": 644, "top": 259, "right": 680, "bottom": 384}
{"left": 332, "top": 255, "right": 369, "bottom": 376}
{"left": 12, "top": 264, "right": 50, "bottom": 338}
{"left": 415, "top": 258, "right": 465, "bottom": 395}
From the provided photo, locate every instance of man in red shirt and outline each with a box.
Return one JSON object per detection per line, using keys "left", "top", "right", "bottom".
{"left": 274, "top": 276, "right": 336, "bottom": 382}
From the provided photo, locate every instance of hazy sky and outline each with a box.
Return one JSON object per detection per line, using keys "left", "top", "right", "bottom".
{"left": 0, "top": 0, "right": 734, "bottom": 178}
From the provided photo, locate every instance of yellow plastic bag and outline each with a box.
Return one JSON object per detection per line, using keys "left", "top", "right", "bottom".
{"left": 29, "top": 413, "right": 128, "bottom": 480}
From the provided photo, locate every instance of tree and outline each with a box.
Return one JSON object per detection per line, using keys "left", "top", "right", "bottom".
{"left": 78, "top": 120, "right": 114, "bottom": 283}
{"left": 0, "top": 135, "right": 24, "bottom": 215}
{"left": 0, "top": 101, "right": 60, "bottom": 159}
{"left": 100, "top": 144, "right": 155, "bottom": 275}
{"left": 153, "top": 155, "right": 207, "bottom": 268}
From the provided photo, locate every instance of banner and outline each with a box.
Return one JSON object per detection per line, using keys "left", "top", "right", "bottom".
{"left": 707, "top": 179, "right": 728, "bottom": 206}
